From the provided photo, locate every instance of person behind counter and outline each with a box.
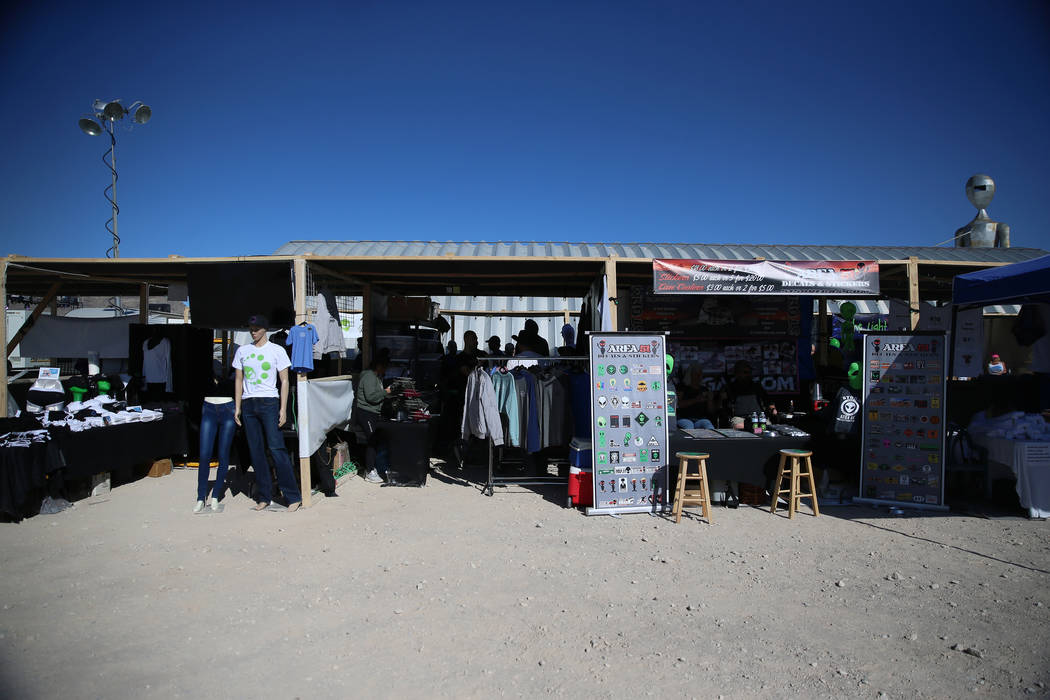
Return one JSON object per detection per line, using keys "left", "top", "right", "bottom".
{"left": 354, "top": 349, "right": 391, "bottom": 484}
{"left": 234, "top": 314, "right": 302, "bottom": 512}
{"left": 726, "top": 360, "right": 776, "bottom": 419}
{"left": 675, "top": 365, "right": 721, "bottom": 430}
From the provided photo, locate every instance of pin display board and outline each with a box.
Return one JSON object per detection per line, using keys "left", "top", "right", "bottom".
{"left": 856, "top": 332, "right": 949, "bottom": 510}
{"left": 587, "top": 333, "right": 669, "bottom": 515}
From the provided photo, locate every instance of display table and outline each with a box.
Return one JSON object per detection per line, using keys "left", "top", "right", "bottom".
{"left": 49, "top": 412, "right": 189, "bottom": 478}
{"left": 669, "top": 429, "right": 811, "bottom": 487}
{"left": 0, "top": 412, "right": 188, "bottom": 519}
{"left": 971, "top": 433, "right": 1050, "bottom": 519}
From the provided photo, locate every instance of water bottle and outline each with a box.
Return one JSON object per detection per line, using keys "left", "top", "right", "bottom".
{"left": 750, "top": 411, "right": 759, "bottom": 434}
{"left": 758, "top": 411, "right": 767, "bottom": 433}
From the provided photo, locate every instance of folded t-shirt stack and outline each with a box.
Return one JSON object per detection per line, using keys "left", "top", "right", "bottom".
{"left": 41, "top": 396, "right": 163, "bottom": 432}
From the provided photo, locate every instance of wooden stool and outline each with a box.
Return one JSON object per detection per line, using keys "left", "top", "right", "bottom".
{"left": 673, "top": 452, "right": 713, "bottom": 524}
{"left": 770, "top": 449, "right": 820, "bottom": 518}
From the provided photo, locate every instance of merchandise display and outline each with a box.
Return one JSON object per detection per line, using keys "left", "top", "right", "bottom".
{"left": 588, "top": 333, "right": 669, "bottom": 514}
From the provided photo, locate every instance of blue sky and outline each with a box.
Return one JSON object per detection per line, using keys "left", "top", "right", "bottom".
{"left": 1, "top": 0, "right": 1048, "bottom": 259}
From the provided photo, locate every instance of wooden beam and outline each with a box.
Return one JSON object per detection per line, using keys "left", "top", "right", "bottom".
{"left": 907, "top": 256, "right": 920, "bottom": 330}
{"left": 605, "top": 257, "right": 619, "bottom": 330}
{"left": 361, "top": 284, "right": 372, "bottom": 370}
{"left": 307, "top": 261, "right": 369, "bottom": 288}
{"left": 0, "top": 260, "right": 7, "bottom": 417}
{"left": 818, "top": 298, "right": 828, "bottom": 366}
{"left": 293, "top": 257, "right": 312, "bottom": 508}
{"left": 139, "top": 284, "right": 149, "bottom": 325}
{"left": 6, "top": 281, "right": 62, "bottom": 357}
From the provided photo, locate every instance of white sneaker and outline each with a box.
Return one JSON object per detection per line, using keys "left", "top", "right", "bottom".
{"left": 363, "top": 469, "right": 383, "bottom": 484}
{"left": 210, "top": 499, "right": 222, "bottom": 512}
{"left": 193, "top": 500, "right": 205, "bottom": 513}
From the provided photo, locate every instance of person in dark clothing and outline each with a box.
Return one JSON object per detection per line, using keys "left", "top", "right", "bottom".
{"left": 353, "top": 350, "right": 391, "bottom": 484}
{"left": 514, "top": 319, "right": 550, "bottom": 357}
{"left": 676, "top": 365, "right": 721, "bottom": 430}
{"left": 486, "top": 335, "right": 505, "bottom": 356}
{"left": 726, "top": 360, "right": 775, "bottom": 418}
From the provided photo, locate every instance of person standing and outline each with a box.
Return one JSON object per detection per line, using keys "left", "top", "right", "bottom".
{"left": 234, "top": 314, "right": 302, "bottom": 512}
{"left": 486, "top": 335, "right": 505, "bottom": 357}
{"left": 354, "top": 349, "right": 391, "bottom": 484}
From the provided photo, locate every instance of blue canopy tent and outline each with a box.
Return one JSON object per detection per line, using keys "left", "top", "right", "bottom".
{"left": 952, "top": 254, "right": 1050, "bottom": 307}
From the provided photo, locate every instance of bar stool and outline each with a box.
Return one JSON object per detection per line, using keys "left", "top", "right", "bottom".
{"left": 673, "top": 452, "right": 713, "bottom": 524}
{"left": 770, "top": 449, "right": 820, "bottom": 518}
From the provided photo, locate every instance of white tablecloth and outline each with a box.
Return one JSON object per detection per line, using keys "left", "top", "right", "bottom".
{"left": 972, "top": 434, "right": 1050, "bottom": 519}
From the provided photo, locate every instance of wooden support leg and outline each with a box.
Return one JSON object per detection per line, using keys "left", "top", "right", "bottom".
{"left": 699, "top": 459, "right": 712, "bottom": 523}
{"left": 804, "top": 456, "right": 820, "bottom": 517}
{"left": 673, "top": 456, "right": 686, "bottom": 523}
{"left": 771, "top": 453, "right": 787, "bottom": 514}
{"left": 788, "top": 458, "right": 799, "bottom": 519}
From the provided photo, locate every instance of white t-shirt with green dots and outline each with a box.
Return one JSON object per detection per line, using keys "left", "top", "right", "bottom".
{"left": 233, "top": 341, "right": 291, "bottom": 399}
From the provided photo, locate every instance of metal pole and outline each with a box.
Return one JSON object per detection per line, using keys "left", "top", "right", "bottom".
{"left": 110, "top": 121, "right": 119, "bottom": 258}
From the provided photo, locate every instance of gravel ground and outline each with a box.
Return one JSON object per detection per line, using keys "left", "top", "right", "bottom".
{"left": 1, "top": 464, "right": 1048, "bottom": 699}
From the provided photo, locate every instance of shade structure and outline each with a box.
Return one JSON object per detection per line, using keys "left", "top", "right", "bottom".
{"left": 952, "top": 254, "right": 1050, "bottom": 307}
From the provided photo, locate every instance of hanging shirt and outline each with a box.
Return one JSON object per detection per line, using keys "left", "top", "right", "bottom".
{"left": 461, "top": 368, "right": 504, "bottom": 446}
{"left": 142, "top": 337, "right": 173, "bottom": 391}
{"left": 491, "top": 370, "right": 521, "bottom": 447}
{"left": 286, "top": 323, "right": 319, "bottom": 373}
{"left": 233, "top": 341, "right": 291, "bottom": 399}
{"left": 313, "top": 294, "right": 346, "bottom": 358}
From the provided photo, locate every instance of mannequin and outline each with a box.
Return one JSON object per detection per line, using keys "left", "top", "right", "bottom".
{"left": 195, "top": 367, "right": 236, "bottom": 513}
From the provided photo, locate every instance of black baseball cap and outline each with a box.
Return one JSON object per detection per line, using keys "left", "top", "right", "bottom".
{"left": 247, "top": 313, "right": 269, "bottom": 329}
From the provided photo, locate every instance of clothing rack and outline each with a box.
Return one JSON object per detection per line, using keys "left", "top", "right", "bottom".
{"left": 472, "top": 355, "right": 589, "bottom": 498}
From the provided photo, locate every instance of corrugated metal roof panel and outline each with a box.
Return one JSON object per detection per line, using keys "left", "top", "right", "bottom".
{"left": 277, "top": 240, "right": 1047, "bottom": 264}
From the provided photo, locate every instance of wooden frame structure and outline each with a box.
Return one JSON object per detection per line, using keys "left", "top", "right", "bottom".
{"left": 1, "top": 247, "right": 1040, "bottom": 503}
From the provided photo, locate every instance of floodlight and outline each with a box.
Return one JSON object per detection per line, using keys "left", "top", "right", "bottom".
{"left": 102, "top": 100, "right": 126, "bottom": 121}
{"left": 78, "top": 97, "right": 153, "bottom": 258}
{"left": 131, "top": 103, "right": 152, "bottom": 124}
{"left": 79, "top": 118, "right": 103, "bottom": 136}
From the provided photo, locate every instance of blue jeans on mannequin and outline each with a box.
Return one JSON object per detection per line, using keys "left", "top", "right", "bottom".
{"left": 240, "top": 397, "right": 302, "bottom": 505}
{"left": 198, "top": 401, "right": 236, "bottom": 502}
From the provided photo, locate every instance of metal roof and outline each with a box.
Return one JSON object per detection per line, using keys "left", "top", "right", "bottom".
{"left": 276, "top": 240, "right": 1047, "bottom": 264}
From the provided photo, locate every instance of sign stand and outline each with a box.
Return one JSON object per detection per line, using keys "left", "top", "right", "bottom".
{"left": 585, "top": 332, "right": 670, "bottom": 516}
{"left": 853, "top": 331, "right": 949, "bottom": 511}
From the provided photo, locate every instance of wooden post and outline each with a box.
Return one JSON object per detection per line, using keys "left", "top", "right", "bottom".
{"left": 0, "top": 260, "right": 7, "bottom": 418}
{"left": 293, "top": 257, "right": 312, "bottom": 507}
{"left": 361, "top": 283, "right": 372, "bottom": 370}
{"left": 605, "top": 257, "right": 619, "bottom": 330}
{"left": 817, "top": 298, "right": 828, "bottom": 366}
{"left": 139, "top": 284, "right": 149, "bottom": 325}
{"left": 907, "top": 257, "right": 920, "bottom": 331}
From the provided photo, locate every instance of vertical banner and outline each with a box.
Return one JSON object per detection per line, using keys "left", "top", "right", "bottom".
{"left": 855, "top": 332, "right": 949, "bottom": 511}
{"left": 952, "top": 308, "right": 984, "bottom": 378}
{"left": 587, "top": 332, "right": 669, "bottom": 515}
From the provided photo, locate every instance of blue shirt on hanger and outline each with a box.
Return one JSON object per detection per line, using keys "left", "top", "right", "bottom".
{"left": 287, "top": 323, "right": 320, "bottom": 373}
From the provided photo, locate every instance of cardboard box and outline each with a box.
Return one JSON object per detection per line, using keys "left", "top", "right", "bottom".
{"left": 148, "top": 458, "right": 173, "bottom": 478}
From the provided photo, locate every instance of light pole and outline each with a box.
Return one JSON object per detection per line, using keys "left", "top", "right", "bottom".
{"left": 79, "top": 99, "right": 152, "bottom": 258}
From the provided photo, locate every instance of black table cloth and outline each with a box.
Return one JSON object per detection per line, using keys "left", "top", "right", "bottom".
{"left": 376, "top": 420, "right": 434, "bottom": 486}
{"left": 49, "top": 412, "right": 189, "bottom": 478}
{"left": 669, "top": 430, "right": 810, "bottom": 486}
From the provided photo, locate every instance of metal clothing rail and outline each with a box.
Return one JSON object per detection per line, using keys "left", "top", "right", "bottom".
{"left": 474, "top": 355, "right": 588, "bottom": 498}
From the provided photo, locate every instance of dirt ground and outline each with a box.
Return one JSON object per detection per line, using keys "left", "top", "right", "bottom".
{"left": 1, "top": 463, "right": 1048, "bottom": 699}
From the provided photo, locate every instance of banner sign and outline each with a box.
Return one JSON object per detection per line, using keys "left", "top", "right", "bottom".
{"left": 588, "top": 332, "right": 670, "bottom": 516}
{"left": 855, "top": 332, "right": 948, "bottom": 511}
{"left": 653, "top": 259, "right": 879, "bottom": 296}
